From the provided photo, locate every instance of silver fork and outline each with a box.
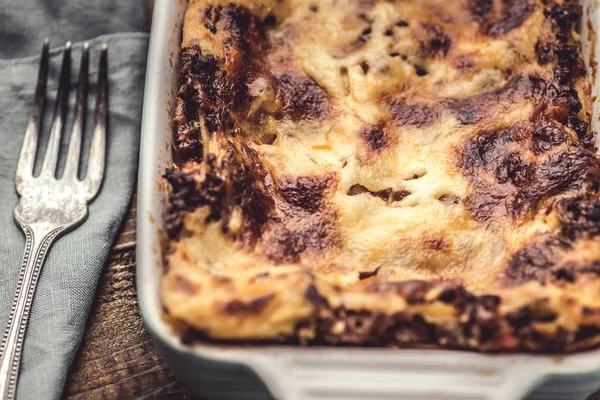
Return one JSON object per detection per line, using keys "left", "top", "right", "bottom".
{"left": 0, "top": 40, "right": 108, "bottom": 400}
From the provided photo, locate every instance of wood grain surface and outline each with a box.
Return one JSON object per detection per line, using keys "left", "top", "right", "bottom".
{"left": 62, "top": 196, "right": 192, "bottom": 400}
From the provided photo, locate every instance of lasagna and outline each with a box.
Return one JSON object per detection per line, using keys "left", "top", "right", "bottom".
{"left": 162, "top": 0, "right": 600, "bottom": 352}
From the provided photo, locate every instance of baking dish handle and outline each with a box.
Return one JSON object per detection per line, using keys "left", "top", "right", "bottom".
{"left": 248, "top": 354, "right": 543, "bottom": 400}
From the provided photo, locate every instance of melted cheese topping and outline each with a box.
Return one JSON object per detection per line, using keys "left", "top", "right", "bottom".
{"left": 162, "top": 0, "right": 600, "bottom": 351}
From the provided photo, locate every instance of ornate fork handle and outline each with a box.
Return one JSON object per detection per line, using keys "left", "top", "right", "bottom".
{"left": 0, "top": 224, "right": 65, "bottom": 400}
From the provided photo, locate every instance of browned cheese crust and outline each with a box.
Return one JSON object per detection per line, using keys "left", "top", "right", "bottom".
{"left": 162, "top": 0, "right": 600, "bottom": 352}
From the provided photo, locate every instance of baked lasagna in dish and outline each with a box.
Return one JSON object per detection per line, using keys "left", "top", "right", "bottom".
{"left": 163, "top": 0, "right": 600, "bottom": 352}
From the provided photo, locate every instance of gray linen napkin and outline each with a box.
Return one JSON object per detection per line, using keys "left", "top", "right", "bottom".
{"left": 0, "top": 1, "right": 149, "bottom": 399}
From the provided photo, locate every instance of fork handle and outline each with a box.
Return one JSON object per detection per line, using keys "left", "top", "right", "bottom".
{"left": 0, "top": 225, "right": 63, "bottom": 400}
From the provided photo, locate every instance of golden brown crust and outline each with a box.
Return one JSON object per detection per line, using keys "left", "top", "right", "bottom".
{"left": 162, "top": 0, "right": 600, "bottom": 352}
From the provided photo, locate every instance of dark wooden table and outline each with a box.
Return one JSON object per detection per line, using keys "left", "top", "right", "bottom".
{"left": 62, "top": 195, "right": 191, "bottom": 399}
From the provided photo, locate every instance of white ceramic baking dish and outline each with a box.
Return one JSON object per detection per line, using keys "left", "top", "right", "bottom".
{"left": 137, "top": 0, "right": 600, "bottom": 399}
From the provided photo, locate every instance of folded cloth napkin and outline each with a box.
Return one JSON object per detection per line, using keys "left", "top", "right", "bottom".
{"left": 0, "top": 1, "right": 149, "bottom": 399}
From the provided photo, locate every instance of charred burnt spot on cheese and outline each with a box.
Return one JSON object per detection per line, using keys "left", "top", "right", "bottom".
{"left": 223, "top": 294, "right": 275, "bottom": 315}
{"left": 178, "top": 45, "right": 251, "bottom": 122}
{"left": 218, "top": 4, "right": 267, "bottom": 55}
{"left": 388, "top": 74, "right": 545, "bottom": 128}
{"left": 504, "top": 235, "right": 563, "bottom": 284}
{"left": 163, "top": 167, "right": 225, "bottom": 238}
{"left": 186, "top": 5, "right": 276, "bottom": 118}
{"left": 443, "top": 74, "right": 546, "bottom": 125}
{"left": 535, "top": 82, "right": 592, "bottom": 147}
{"left": 203, "top": 5, "right": 219, "bottom": 34}
{"left": 264, "top": 212, "right": 339, "bottom": 263}
{"left": 387, "top": 98, "right": 440, "bottom": 128}
{"left": 470, "top": 0, "right": 537, "bottom": 37}
{"left": 490, "top": 1, "right": 537, "bottom": 37}
{"left": 536, "top": 2, "right": 592, "bottom": 146}
{"left": 467, "top": 0, "right": 493, "bottom": 20}
{"left": 544, "top": 2, "right": 581, "bottom": 40}
{"left": 276, "top": 72, "right": 331, "bottom": 120}
{"left": 163, "top": 143, "right": 277, "bottom": 241}
{"left": 538, "top": 3, "right": 585, "bottom": 91}
{"left": 494, "top": 152, "right": 534, "bottom": 186}
{"left": 173, "top": 88, "right": 202, "bottom": 162}
{"left": 535, "top": 38, "right": 556, "bottom": 65}
{"left": 228, "top": 146, "right": 277, "bottom": 242}
{"left": 503, "top": 197, "right": 600, "bottom": 285}
{"left": 555, "top": 196, "right": 600, "bottom": 241}
{"left": 177, "top": 84, "right": 199, "bottom": 122}
{"left": 554, "top": 45, "right": 586, "bottom": 86}
{"left": 173, "top": 52, "right": 206, "bottom": 161}
{"left": 444, "top": 98, "right": 485, "bottom": 125}
{"left": 360, "top": 121, "right": 390, "bottom": 152}
{"left": 506, "top": 242, "right": 587, "bottom": 285}
{"left": 532, "top": 88, "right": 576, "bottom": 126}
{"left": 458, "top": 120, "right": 600, "bottom": 223}
{"left": 417, "top": 23, "right": 452, "bottom": 57}
{"left": 178, "top": 46, "right": 220, "bottom": 107}
{"left": 358, "top": 266, "right": 381, "bottom": 280}
{"left": 530, "top": 121, "right": 571, "bottom": 154}
{"left": 260, "top": 173, "right": 340, "bottom": 263}
{"left": 278, "top": 173, "right": 337, "bottom": 213}
{"left": 218, "top": 5, "right": 273, "bottom": 113}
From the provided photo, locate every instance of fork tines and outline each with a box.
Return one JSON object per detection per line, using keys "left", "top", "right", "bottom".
{"left": 16, "top": 40, "right": 108, "bottom": 201}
